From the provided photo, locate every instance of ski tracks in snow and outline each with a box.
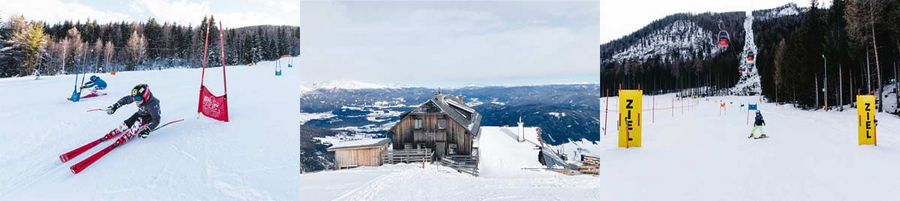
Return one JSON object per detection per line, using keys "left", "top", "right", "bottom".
{"left": 332, "top": 167, "right": 403, "bottom": 201}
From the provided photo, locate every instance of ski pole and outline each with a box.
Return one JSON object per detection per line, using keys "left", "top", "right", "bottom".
{"left": 86, "top": 108, "right": 106, "bottom": 112}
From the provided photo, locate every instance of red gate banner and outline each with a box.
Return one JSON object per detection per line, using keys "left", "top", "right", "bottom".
{"left": 198, "top": 85, "right": 228, "bottom": 122}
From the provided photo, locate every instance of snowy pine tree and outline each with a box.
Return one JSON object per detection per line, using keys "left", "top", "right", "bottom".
{"left": 0, "top": 15, "right": 300, "bottom": 77}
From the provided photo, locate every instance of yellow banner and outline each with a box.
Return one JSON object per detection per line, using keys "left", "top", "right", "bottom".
{"left": 857, "top": 95, "right": 876, "bottom": 145}
{"left": 618, "top": 90, "right": 642, "bottom": 148}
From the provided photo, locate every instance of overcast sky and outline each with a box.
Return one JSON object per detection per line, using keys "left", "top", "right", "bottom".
{"left": 600, "top": 0, "right": 828, "bottom": 43}
{"left": 0, "top": 0, "right": 299, "bottom": 27}
{"left": 299, "top": 1, "right": 601, "bottom": 87}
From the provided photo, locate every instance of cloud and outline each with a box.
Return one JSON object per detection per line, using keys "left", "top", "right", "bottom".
{"left": 0, "top": 0, "right": 133, "bottom": 23}
{"left": 299, "top": 1, "right": 600, "bottom": 87}
{"left": 279, "top": 1, "right": 300, "bottom": 13}
{"left": 0, "top": 0, "right": 297, "bottom": 27}
{"left": 132, "top": 0, "right": 210, "bottom": 25}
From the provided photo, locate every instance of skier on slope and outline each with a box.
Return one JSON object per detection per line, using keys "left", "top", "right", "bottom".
{"left": 80, "top": 75, "right": 108, "bottom": 94}
{"left": 104, "top": 84, "right": 161, "bottom": 138}
{"left": 748, "top": 110, "right": 767, "bottom": 139}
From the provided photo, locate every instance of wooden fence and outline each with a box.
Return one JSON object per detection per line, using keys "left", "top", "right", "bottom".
{"left": 440, "top": 155, "right": 479, "bottom": 176}
{"left": 383, "top": 148, "right": 433, "bottom": 164}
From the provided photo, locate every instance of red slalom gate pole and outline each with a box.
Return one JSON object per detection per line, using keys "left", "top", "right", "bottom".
{"left": 603, "top": 89, "right": 609, "bottom": 136}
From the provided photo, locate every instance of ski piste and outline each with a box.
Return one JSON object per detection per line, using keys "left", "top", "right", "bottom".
{"left": 60, "top": 119, "right": 184, "bottom": 174}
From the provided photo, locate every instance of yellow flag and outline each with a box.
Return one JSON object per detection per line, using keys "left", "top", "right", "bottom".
{"left": 618, "top": 90, "right": 642, "bottom": 148}
{"left": 857, "top": 95, "right": 876, "bottom": 145}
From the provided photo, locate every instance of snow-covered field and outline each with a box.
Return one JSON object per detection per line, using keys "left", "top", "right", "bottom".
{"left": 572, "top": 94, "right": 900, "bottom": 200}
{"left": 301, "top": 93, "right": 900, "bottom": 201}
{"left": 300, "top": 126, "right": 600, "bottom": 201}
{"left": 0, "top": 58, "right": 299, "bottom": 200}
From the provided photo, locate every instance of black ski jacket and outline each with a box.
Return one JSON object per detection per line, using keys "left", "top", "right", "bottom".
{"left": 116, "top": 93, "right": 161, "bottom": 130}
{"left": 754, "top": 114, "right": 765, "bottom": 126}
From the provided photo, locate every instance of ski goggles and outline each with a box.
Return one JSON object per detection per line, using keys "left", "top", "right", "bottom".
{"left": 133, "top": 95, "right": 144, "bottom": 102}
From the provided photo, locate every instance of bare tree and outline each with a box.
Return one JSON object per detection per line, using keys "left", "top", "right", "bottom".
{"left": 126, "top": 30, "right": 147, "bottom": 70}
{"left": 104, "top": 41, "right": 114, "bottom": 72}
{"left": 66, "top": 27, "right": 84, "bottom": 73}
{"left": 93, "top": 40, "right": 103, "bottom": 72}
{"left": 846, "top": 0, "right": 888, "bottom": 111}
{"left": 774, "top": 39, "right": 787, "bottom": 103}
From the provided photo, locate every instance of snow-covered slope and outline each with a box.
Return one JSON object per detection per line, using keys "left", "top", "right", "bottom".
{"left": 731, "top": 11, "right": 762, "bottom": 95}
{"left": 558, "top": 93, "right": 900, "bottom": 200}
{"left": 883, "top": 82, "right": 899, "bottom": 114}
{"left": 754, "top": 3, "right": 802, "bottom": 21}
{"left": 299, "top": 126, "right": 600, "bottom": 200}
{"left": 0, "top": 58, "right": 299, "bottom": 200}
{"left": 609, "top": 20, "right": 722, "bottom": 63}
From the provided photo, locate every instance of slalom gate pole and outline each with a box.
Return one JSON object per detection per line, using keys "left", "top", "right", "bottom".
{"left": 78, "top": 49, "right": 88, "bottom": 95}
{"left": 218, "top": 21, "right": 228, "bottom": 95}
{"left": 603, "top": 89, "right": 609, "bottom": 136}
{"left": 200, "top": 17, "right": 211, "bottom": 87}
{"left": 197, "top": 16, "right": 211, "bottom": 118}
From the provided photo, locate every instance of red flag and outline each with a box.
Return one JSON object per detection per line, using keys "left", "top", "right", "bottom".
{"left": 198, "top": 85, "right": 229, "bottom": 122}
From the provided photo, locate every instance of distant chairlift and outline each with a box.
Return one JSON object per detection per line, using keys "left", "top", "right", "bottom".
{"left": 716, "top": 20, "right": 730, "bottom": 49}
{"left": 747, "top": 50, "right": 755, "bottom": 62}
{"left": 717, "top": 30, "right": 730, "bottom": 48}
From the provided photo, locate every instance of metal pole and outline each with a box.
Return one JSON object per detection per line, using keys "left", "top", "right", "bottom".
{"left": 603, "top": 89, "right": 609, "bottom": 136}
{"left": 839, "top": 64, "right": 843, "bottom": 111}
{"left": 815, "top": 74, "right": 819, "bottom": 110}
{"left": 866, "top": 47, "right": 872, "bottom": 93}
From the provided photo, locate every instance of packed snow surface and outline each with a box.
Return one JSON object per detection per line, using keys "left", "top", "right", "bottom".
{"left": 303, "top": 92, "right": 900, "bottom": 200}
{"left": 0, "top": 58, "right": 299, "bottom": 200}
{"left": 565, "top": 94, "right": 900, "bottom": 200}
{"left": 300, "top": 126, "right": 600, "bottom": 200}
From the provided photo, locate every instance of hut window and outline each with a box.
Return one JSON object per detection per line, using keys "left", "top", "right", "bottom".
{"left": 438, "top": 119, "right": 447, "bottom": 129}
{"left": 414, "top": 118, "right": 422, "bottom": 129}
{"left": 449, "top": 144, "right": 458, "bottom": 155}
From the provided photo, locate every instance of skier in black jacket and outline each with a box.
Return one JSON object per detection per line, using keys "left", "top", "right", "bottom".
{"left": 748, "top": 110, "right": 767, "bottom": 139}
{"left": 105, "top": 84, "right": 161, "bottom": 138}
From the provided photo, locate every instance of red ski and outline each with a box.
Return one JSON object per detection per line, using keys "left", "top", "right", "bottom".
{"left": 70, "top": 129, "right": 139, "bottom": 174}
{"left": 61, "top": 119, "right": 184, "bottom": 174}
{"left": 59, "top": 128, "right": 124, "bottom": 162}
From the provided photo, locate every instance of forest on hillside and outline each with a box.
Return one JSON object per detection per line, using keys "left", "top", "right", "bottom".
{"left": 754, "top": 0, "right": 899, "bottom": 110}
{"left": 599, "top": 12, "right": 746, "bottom": 96}
{"left": 0, "top": 15, "right": 300, "bottom": 78}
